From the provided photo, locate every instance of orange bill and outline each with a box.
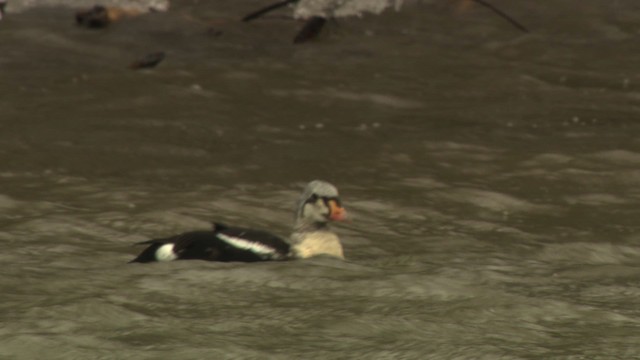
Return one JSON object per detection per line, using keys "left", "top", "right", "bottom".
{"left": 328, "top": 199, "right": 347, "bottom": 221}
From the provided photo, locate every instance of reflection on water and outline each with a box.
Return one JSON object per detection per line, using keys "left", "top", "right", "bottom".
{"left": 2, "top": 1, "right": 640, "bottom": 358}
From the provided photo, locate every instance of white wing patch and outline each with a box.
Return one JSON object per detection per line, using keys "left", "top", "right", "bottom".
{"left": 216, "top": 233, "right": 279, "bottom": 259}
{"left": 155, "top": 243, "right": 178, "bottom": 262}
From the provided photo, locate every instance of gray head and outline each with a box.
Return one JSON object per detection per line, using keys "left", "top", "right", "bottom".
{"left": 295, "top": 180, "right": 346, "bottom": 228}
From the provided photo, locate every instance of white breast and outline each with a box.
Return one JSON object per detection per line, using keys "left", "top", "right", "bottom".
{"left": 291, "top": 232, "right": 344, "bottom": 259}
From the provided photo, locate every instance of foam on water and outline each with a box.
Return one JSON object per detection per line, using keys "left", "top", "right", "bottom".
{"left": 293, "top": 0, "right": 405, "bottom": 18}
{"left": 0, "top": 194, "right": 19, "bottom": 210}
{"left": 436, "top": 188, "right": 553, "bottom": 214}
{"left": 589, "top": 149, "right": 640, "bottom": 166}
{"left": 269, "top": 88, "right": 423, "bottom": 109}
{"left": 538, "top": 242, "right": 640, "bottom": 265}
{"left": 5, "top": 0, "right": 407, "bottom": 22}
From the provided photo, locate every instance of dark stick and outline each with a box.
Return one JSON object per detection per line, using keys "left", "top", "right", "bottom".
{"left": 242, "top": 0, "right": 299, "bottom": 22}
{"left": 471, "top": 0, "right": 529, "bottom": 33}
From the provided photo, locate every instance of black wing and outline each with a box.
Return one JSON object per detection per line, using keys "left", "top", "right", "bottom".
{"left": 130, "top": 227, "right": 290, "bottom": 263}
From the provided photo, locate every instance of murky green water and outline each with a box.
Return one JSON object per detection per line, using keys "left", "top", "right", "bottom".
{"left": 1, "top": 1, "right": 640, "bottom": 359}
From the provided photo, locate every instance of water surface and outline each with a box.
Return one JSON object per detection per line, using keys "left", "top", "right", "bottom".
{"left": 1, "top": 1, "right": 640, "bottom": 359}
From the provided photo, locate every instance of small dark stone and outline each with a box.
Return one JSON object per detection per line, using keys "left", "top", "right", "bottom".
{"left": 130, "top": 51, "right": 166, "bottom": 70}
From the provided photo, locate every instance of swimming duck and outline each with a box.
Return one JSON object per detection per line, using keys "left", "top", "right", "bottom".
{"left": 130, "top": 180, "right": 347, "bottom": 263}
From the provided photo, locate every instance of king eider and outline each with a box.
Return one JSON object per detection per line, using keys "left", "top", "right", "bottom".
{"left": 130, "top": 180, "right": 347, "bottom": 263}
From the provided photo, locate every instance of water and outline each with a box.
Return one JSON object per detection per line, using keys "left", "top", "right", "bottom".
{"left": 2, "top": 1, "right": 640, "bottom": 359}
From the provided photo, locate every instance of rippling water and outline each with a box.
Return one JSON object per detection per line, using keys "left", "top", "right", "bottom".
{"left": 2, "top": 1, "right": 640, "bottom": 359}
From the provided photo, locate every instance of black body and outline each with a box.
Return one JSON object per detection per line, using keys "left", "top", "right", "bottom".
{"left": 130, "top": 224, "right": 290, "bottom": 263}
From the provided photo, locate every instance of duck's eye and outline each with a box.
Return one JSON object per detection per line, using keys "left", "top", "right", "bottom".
{"left": 307, "top": 194, "right": 319, "bottom": 203}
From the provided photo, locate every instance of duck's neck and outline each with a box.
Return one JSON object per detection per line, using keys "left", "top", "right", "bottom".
{"left": 293, "top": 218, "right": 330, "bottom": 233}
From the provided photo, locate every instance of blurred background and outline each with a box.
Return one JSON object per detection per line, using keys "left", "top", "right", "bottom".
{"left": 1, "top": 0, "right": 640, "bottom": 358}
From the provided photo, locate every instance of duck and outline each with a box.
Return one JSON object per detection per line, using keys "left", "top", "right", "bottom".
{"left": 130, "top": 180, "right": 347, "bottom": 263}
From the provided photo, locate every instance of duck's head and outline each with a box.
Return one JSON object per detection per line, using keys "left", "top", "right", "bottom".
{"left": 295, "top": 180, "right": 347, "bottom": 229}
